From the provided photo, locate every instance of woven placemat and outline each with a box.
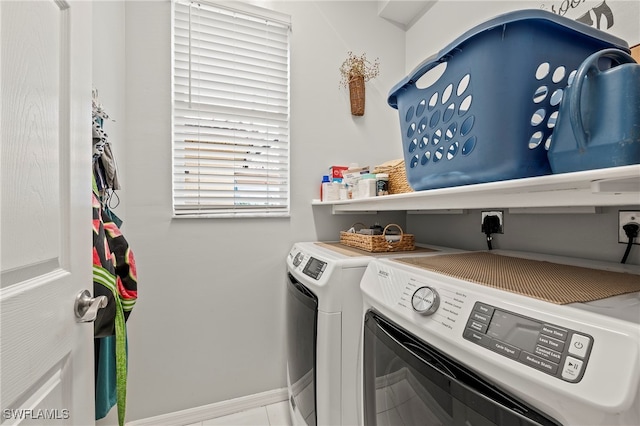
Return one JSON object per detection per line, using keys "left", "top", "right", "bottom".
{"left": 315, "top": 242, "right": 438, "bottom": 258}
{"left": 394, "top": 252, "right": 640, "bottom": 305}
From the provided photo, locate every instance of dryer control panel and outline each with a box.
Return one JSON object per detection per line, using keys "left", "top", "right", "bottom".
{"left": 463, "top": 302, "right": 593, "bottom": 383}
{"left": 303, "top": 256, "right": 327, "bottom": 280}
{"left": 289, "top": 249, "right": 327, "bottom": 280}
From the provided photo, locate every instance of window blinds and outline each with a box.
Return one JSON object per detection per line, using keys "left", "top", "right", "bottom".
{"left": 172, "top": 0, "right": 291, "bottom": 217}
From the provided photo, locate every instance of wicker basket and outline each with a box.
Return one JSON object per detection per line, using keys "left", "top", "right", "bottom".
{"left": 349, "top": 76, "right": 365, "bottom": 116}
{"left": 340, "top": 223, "right": 415, "bottom": 252}
{"left": 374, "top": 159, "right": 413, "bottom": 194}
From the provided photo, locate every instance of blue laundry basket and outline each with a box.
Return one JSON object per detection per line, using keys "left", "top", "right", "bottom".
{"left": 388, "top": 9, "right": 629, "bottom": 191}
{"left": 549, "top": 49, "right": 640, "bottom": 173}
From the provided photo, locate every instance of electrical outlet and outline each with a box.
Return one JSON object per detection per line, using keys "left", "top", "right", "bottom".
{"left": 481, "top": 210, "right": 504, "bottom": 234}
{"left": 619, "top": 211, "right": 640, "bottom": 244}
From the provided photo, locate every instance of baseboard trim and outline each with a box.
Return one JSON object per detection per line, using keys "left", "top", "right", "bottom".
{"left": 126, "top": 388, "right": 289, "bottom": 426}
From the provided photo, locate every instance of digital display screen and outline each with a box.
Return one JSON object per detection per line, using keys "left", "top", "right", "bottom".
{"left": 303, "top": 257, "right": 326, "bottom": 279}
{"left": 486, "top": 310, "right": 541, "bottom": 353}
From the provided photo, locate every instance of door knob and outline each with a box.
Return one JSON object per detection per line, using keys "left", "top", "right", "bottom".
{"left": 74, "top": 289, "right": 108, "bottom": 323}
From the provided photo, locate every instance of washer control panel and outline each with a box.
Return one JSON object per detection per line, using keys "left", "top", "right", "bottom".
{"left": 463, "top": 302, "right": 593, "bottom": 383}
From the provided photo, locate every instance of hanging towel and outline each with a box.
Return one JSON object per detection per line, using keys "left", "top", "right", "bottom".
{"left": 95, "top": 336, "right": 116, "bottom": 420}
{"left": 92, "top": 93, "right": 133, "bottom": 426}
{"left": 92, "top": 175, "right": 138, "bottom": 426}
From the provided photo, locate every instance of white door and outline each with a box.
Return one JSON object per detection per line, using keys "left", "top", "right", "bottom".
{"left": 1, "top": 1, "right": 94, "bottom": 425}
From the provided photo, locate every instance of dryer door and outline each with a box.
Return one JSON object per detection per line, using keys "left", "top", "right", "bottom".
{"left": 286, "top": 272, "right": 318, "bottom": 426}
{"left": 363, "top": 311, "right": 562, "bottom": 426}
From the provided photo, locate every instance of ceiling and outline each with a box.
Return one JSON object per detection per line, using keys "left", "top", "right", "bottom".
{"left": 377, "top": 0, "right": 437, "bottom": 30}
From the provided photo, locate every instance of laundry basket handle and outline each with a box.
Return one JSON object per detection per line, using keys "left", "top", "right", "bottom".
{"left": 569, "top": 48, "right": 636, "bottom": 151}
{"left": 388, "top": 53, "right": 445, "bottom": 108}
{"left": 409, "top": 53, "right": 447, "bottom": 84}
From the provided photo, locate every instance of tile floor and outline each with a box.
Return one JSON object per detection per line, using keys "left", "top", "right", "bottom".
{"left": 374, "top": 367, "right": 444, "bottom": 426}
{"left": 184, "top": 400, "right": 292, "bottom": 426}
{"left": 375, "top": 376, "right": 437, "bottom": 426}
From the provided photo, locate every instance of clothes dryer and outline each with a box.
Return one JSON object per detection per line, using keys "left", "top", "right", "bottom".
{"left": 285, "top": 242, "right": 462, "bottom": 426}
{"left": 359, "top": 250, "right": 640, "bottom": 425}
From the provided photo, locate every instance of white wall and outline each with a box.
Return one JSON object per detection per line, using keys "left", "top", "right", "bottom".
{"left": 92, "top": 0, "right": 407, "bottom": 422}
{"left": 404, "top": 0, "right": 640, "bottom": 265}
{"left": 92, "top": 0, "right": 126, "bottom": 220}
{"left": 405, "top": 0, "right": 639, "bottom": 71}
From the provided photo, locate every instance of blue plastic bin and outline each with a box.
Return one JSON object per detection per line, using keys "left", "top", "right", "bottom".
{"left": 388, "top": 9, "right": 629, "bottom": 191}
{"left": 549, "top": 49, "right": 640, "bottom": 173}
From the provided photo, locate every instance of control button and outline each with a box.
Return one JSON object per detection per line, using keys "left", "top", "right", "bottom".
{"left": 562, "top": 356, "right": 584, "bottom": 382}
{"left": 466, "top": 320, "right": 488, "bottom": 333}
{"left": 568, "top": 334, "right": 591, "bottom": 358}
{"left": 474, "top": 302, "right": 495, "bottom": 317}
{"left": 541, "top": 324, "right": 568, "bottom": 341}
{"left": 488, "top": 340, "right": 521, "bottom": 360}
{"left": 534, "top": 345, "right": 562, "bottom": 363}
{"left": 538, "top": 334, "right": 565, "bottom": 352}
{"left": 520, "top": 352, "right": 559, "bottom": 375}
{"left": 463, "top": 328, "right": 492, "bottom": 347}
{"left": 470, "top": 311, "right": 491, "bottom": 324}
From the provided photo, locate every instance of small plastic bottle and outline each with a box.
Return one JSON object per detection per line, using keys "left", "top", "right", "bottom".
{"left": 339, "top": 181, "right": 348, "bottom": 200}
{"left": 376, "top": 173, "right": 389, "bottom": 196}
{"left": 328, "top": 180, "right": 341, "bottom": 201}
{"left": 321, "top": 175, "right": 330, "bottom": 201}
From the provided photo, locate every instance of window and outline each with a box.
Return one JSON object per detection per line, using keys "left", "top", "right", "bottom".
{"left": 172, "top": 0, "right": 291, "bottom": 217}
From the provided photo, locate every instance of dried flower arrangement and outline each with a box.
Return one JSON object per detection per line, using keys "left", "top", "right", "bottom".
{"left": 339, "top": 51, "right": 380, "bottom": 88}
{"left": 339, "top": 52, "right": 380, "bottom": 116}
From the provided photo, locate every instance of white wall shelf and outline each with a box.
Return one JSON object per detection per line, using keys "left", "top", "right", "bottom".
{"left": 312, "top": 165, "right": 640, "bottom": 214}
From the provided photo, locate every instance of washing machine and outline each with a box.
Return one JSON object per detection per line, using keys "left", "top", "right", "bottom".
{"left": 359, "top": 250, "right": 640, "bottom": 426}
{"left": 285, "top": 241, "right": 462, "bottom": 426}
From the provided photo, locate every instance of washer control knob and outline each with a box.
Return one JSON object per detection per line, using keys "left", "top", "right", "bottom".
{"left": 411, "top": 286, "right": 440, "bottom": 316}
{"left": 293, "top": 252, "right": 304, "bottom": 267}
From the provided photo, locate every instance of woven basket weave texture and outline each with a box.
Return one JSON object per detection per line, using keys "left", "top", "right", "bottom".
{"left": 374, "top": 159, "right": 413, "bottom": 194}
{"left": 349, "top": 76, "right": 365, "bottom": 116}
{"left": 340, "top": 224, "right": 415, "bottom": 252}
